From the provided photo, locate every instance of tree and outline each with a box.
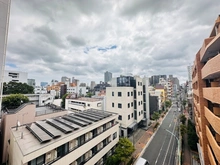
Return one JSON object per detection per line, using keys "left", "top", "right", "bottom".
{"left": 152, "top": 112, "right": 160, "bottom": 122}
{"left": 180, "top": 124, "right": 187, "bottom": 137}
{"left": 179, "top": 114, "right": 186, "bottom": 124}
{"left": 187, "top": 120, "right": 198, "bottom": 151}
{"left": 3, "top": 82, "right": 34, "bottom": 94}
{"left": 61, "top": 93, "right": 68, "bottom": 108}
{"left": 85, "top": 92, "right": 93, "bottom": 98}
{"left": 165, "top": 100, "right": 172, "bottom": 108}
{"left": 2, "top": 94, "right": 29, "bottom": 109}
{"left": 106, "top": 138, "right": 135, "bottom": 165}
{"left": 182, "top": 100, "right": 187, "bottom": 109}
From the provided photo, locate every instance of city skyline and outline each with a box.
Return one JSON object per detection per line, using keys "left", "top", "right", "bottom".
{"left": 4, "top": 1, "right": 220, "bottom": 85}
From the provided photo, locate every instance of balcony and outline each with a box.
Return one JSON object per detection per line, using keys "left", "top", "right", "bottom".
{"left": 198, "top": 117, "right": 202, "bottom": 131}
{"left": 205, "top": 106, "right": 220, "bottom": 135}
{"left": 207, "top": 145, "right": 216, "bottom": 165}
{"left": 203, "top": 87, "right": 220, "bottom": 104}
{"left": 200, "top": 34, "right": 219, "bottom": 62}
{"left": 202, "top": 53, "right": 220, "bottom": 79}
{"left": 206, "top": 126, "right": 220, "bottom": 163}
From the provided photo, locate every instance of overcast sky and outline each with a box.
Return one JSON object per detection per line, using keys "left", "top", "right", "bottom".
{"left": 5, "top": 0, "right": 220, "bottom": 85}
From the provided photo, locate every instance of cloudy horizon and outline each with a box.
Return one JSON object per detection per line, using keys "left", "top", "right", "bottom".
{"left": 5, "top": 0, "right": 220, "bottom": 85}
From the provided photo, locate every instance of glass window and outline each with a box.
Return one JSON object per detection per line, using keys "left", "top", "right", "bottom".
{"left": 128, "top": 103, "right": 130, "bottom": 108}
{"left": 112, "top": 103, "right": 114, "bottom": 107}
{"left": 132, "top": 113, "right": 133, "bottom": 118}
{"left": 118, "top": 92, "right": 122, "bottom": 97}
{"left": 131, "top": 102, "right": 133, "bottom": 107}
{"left": 118, "top": 103, "right": 122, "bottom": 108}
{"left": 28, "top": 154, "right": 45, "bottom": 165}
{"left": 118, "top": 115, "right": 122, "bottom": 120}
{"left": 127, "top": 92, "right": 130, "bottom": 96}
{"left": 112, "top": 92, "right": 114, "bottom": 96}
{"left": 113, "top": 132, "right": 117, "bottom": 140}
{"left": 131, "top": 92, "right": 133, "bottom": 96}
{"left": 128, "top": 115, "right": 130, "bottom": 120}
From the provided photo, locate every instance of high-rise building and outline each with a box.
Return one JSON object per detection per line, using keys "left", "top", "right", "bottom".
{"left": 192, "top": 15, "right": 220, "bottom": 165}
{"left": 104, "top": 71, "right": 112, "bottom": 83}
{"left": 27, "top": 79, "right": 36, "bottom": 87}
{"left": 149, "top": 75, "right": 167, "bottom": 86}
{"left": 40, "top": 82, "right": 48, "bottom": 87}
{"left": 90, "top": 81, "right": 96, "bottom": 90}
{"left": 0, "top": 0, "right": 11, "bottom": 111}
{"left": 61, "top": 76, "right": 70, "bottom": 83}
{"left": 187, "top": 65, "right": 193, "bottom": 82}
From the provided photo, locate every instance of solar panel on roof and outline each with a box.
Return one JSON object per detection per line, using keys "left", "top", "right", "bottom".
{"left": 71, "top": 113, "right": 99, "bottom": 122}
{"left": 54, "top": 118, "right": 80, "bottom": 130}
{"left": 26, "top": 123, "right": 52, "bottom": 143}
{"left": 46, "top": 119, "right": 73, "bottom": 134}
{"left": 62, "top": 116, "right": 88, "bottom": 127}
{"left": 35, "top": 121, "right": 61, "bottom": 138}
{"left": 77, "top": 112, "right": 103, "bottom": 120}
{"left": 68, "top": 115, "right": 93, "bottom": 124}
{"left": 85, "top": 111, "right": 109, "bottom": 118}
{"left": 87, "top": 111, "right": 111, "bottom": 117}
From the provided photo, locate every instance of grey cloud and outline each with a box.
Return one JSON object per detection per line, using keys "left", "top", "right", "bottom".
{"left": 33, "top": 25, "right": 65, "bottom": 48}
{"left": 67, "top": 36, "right": 86, "bottom": 46}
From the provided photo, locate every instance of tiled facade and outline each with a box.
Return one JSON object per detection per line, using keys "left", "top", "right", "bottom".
{"left": 192, "top": 15, "right": 220, "bottom": 165}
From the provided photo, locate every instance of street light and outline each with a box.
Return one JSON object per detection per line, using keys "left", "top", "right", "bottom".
{"left": 165, "top": 129, "right": 181, "bottom": 165}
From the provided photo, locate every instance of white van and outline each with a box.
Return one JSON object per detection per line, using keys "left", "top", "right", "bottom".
{"left": 135, "top": 157, "right": 149, "bottom": 165}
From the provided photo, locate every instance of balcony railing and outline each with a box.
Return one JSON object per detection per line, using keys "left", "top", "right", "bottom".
{"left": 45, "top": 123, "right": 119, "bottom": 165}
{"left": 207, "top": 145, "right": 216, "bottom": 165}
{"left": 203, "top": 87, "right": 220, "bottom": 104}
{"left": 202, "top": 53, "right": 220, "bottom": 79}
{"left": 204, "top": 106, "right": 220, "bottom": 135}
{"left": 206, "top": 126, "right": 220, "bottom": 163}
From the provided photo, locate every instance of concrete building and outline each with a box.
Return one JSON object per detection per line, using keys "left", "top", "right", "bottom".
{"left": 8, "top": 109, "right": 119, "bottom": 165}
{"left": 192, "top": 15, "right": 220, "bottom": 165}
{"left": 104, "top": 71, "right": 112, "bottom": 83}
{"left": 149, "top": 75, "right": 167, "bottom": 86}
{"left": 27, "top": 78, "right": 36, "bottom": 87}
{"left": 61, "top": 76, "right": 70, "bottom": 83}
{"left": 187, "top": 65, "right": 193, "bottom": 82}
{"left": 106, "top": 75, "right": 149, "bottom": 137}
{"left": 0, "top": 0, "right": 11, "bottom": 111}
{"left": 65, "top": 96, "right": 104, "bottom": 112}
{"left": 34, "top": 86, "right": 47, "bottom": 94}
{"left": 0, "top": 103, "right": 68, "bottom": 164}
{"left": 3, "top": 70, "right": 27, "bottom": 83}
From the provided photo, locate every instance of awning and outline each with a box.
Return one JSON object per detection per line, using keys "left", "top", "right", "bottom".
{"left": 128, "top": 122, "right": 137, "bottom": 129}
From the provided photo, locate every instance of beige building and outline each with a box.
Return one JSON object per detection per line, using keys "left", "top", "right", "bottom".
{"left": 192, "top": 15, "right": 220, "bottom": 165}
{"left": 0, "top": 103, "right": 68, "bottom": 164}
{"left": 106, "top": 75, "right": 149, "bottom": 137}
{"left": 9, "top": 109, "right": 119, "bottom": 165}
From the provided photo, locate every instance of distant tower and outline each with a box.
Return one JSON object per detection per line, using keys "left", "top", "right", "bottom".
{"left": 90, "top": 81, "right": 96, "bottom": 90}
{"left": 187, "top": 65, "right": 193, "bottom": 82}
{"left": 104, "top": 71, "right": 112, "bottom": 83}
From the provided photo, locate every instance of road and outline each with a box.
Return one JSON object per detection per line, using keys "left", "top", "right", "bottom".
{"left": 142, "top": 105, "right": 180, "bottom": 165}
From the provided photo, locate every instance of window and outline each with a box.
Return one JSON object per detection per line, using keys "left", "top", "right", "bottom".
{"left": 138, "top": 101, "right": 140, "bottom": 106}
{"left": 28, "top": 155, "right": 45, "bottom": 165}
{"left": 131, "top": 102, "right": 133, "bottom": 107}
{"left": 131, "top": 92, "right": 133, "bottom": 96}
{"left": 118, "top": 103, "right": 122, "bottom": 108}
{"left": 141, "top": 91, "right": 142, "bottom": 95}
{"left": 118, "top": 115, "right": 122, "bottom": 120}
{"left": 113, "top": 132, "right": 117, "bottom": 140}
{"left": 128, "top": 92, "right": 130, "bottom": 96}
{"left": 141, "top": 110, "right": 143, "bottom": 114}
{"left": 57, "top": 143, "right": 69, "bottom": 157}
{"left": 112, "top": 103, "right": 114, "bottom": 107}
{"left": 132, "top": 113, "right": 133, "bottom": 118}
{"left": 141, "top": 101, "right": 142, "bottom": 105}
{"left": 138, "top": 91, "right": 140, "bottom": 96}
{"left": 128, "top": 115, "right": 130, "bottom": 120}
{"left": 118, "top": 92, "right": 122, "bottom": 97}
{"left": 138, "top": 82, "right": 140, "bottom": 86}
{"left": 87, "top": 104, "right": 90, "bottom": 107}
{"left": 128, "top": 103, "right": 130, "bottom": 108}
{"left": 112, "top": 92, "right": 114, "bottom": 96}
{"left": 139, "top": 111, "right": 141, "bottom": 116}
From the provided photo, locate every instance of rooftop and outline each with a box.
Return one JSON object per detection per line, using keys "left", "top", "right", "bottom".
{"left": 68, "top": 97, "right": 103, "bottom": 102}
{"left": 11, "top": 109, "right": 115, "bottom": 156}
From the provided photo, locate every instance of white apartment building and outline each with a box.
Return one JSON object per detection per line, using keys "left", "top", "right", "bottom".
{"left": 34, "top": 86, "right": 47, "bottom": 94}
{"left": 4, "top": 70, "right": 28, "bottom": 83}
{"left": 65, "top": 97, "right": 104, "bottom": 112}
{"left": 106, "top": 75, "right": 149, "bottom": 137}
{"left": 166, "top": 79, "right": 173, "bottom": 99}
{"left": 9, "top": 109, "right": 119, "bottom": 165}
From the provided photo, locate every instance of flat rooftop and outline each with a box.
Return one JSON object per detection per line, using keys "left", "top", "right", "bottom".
{"left": 68, "top": 97, "right": 103, "bottom": 102}
{"left": 11, "top": 109, "right": 115, "bottom": 156}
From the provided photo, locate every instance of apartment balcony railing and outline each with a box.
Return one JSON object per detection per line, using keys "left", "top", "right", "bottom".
{"left": 200, "top": 35, "right": 218, "bottom": 62}
{"left": 203, "top": 87, "right": 220, "bottom": 104}
{"left": 202, "top": 53, "right": 220, "bottom": 79}
{"left": 45, "top": 123, "right": 119, "bottom": 165}
{"left": 205, "top": 106, "right": 220, "bottom": 135}
{"left": 206, "top": 126, "right": 220, "bottom": 163}
{"left": 207, "top": 145, "right": 216, "bottom": 165}
{"left": 193, "top": 88, "right": 199, "bottom": 97}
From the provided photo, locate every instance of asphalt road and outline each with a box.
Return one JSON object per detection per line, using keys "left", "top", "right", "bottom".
{"left": 142, "top": 105, "right": 180, "bottom": 165}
